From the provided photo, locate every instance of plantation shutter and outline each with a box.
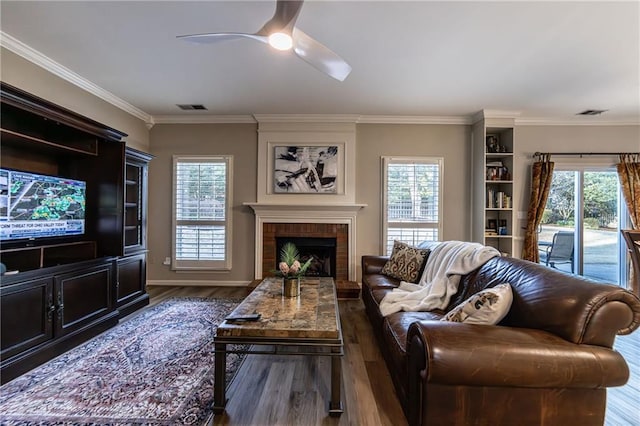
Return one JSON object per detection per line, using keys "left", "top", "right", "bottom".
{"left": 172, "top": 156, "right": 232, "bottom": 270}
{"left": 383, "top": 157, "right": 443, "bottom": 255}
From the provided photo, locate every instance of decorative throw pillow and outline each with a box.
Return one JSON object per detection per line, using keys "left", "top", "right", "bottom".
{"left": 441, "top": 283, "right": 513, "bottom": 325}
{"left": 381, "top": 241, "right": 430, "bottom": 283}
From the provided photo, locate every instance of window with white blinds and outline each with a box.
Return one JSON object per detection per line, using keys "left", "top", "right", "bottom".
{"left": 382, "top": 157, "right": 443, "bottom": 255}
{"left": 172, "top": 156, "right": 232, "bottom": 270}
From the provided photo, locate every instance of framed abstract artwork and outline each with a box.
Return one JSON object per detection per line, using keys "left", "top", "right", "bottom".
{"left": 273, "top": 145, "right": 339, "bottom": 194}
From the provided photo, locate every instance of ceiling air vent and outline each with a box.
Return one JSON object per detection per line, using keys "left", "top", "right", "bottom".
{"left": 576, "top": 109, "right": 608, "bottom": 116}
{"left": 177, "top": 104, "right": 207, "bottom": 111}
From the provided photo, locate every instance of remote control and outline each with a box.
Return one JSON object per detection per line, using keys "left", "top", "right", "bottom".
{"left": 225, "top": 313, "right": 261, "bottom": 322}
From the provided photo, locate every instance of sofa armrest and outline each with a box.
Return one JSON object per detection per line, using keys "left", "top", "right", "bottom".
{"left": 362, "top": 255, "right": 389, "bottom": 275}
{"left": 407, "top": 321, "right": 629, "bottom": 389}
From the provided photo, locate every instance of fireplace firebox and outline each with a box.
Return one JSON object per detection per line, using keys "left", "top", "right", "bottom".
{"left": 275, "top": 237, "right": 337, "bottom": 278}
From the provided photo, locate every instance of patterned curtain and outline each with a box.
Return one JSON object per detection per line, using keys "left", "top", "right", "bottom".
{"left": 617, "top": 154, "right": 640, "bottom": 229}
{"left": 522, "top": 154, "right": 554, "bottom": 262}
{"left": 618, "top": 154, "right": 640, "bottom": 292}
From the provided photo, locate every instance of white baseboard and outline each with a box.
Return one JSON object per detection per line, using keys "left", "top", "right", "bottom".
{"left": 147, "top": 280, "right": 250, "bottom": 287}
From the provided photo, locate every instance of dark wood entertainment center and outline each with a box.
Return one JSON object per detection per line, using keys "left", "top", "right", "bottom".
{"left": 0, "top": 82, "right": 152, "bottom": 383}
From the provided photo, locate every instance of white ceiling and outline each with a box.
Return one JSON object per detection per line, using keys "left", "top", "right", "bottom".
{"left": 1, "top": 1, "right": 639, "bottom": 123}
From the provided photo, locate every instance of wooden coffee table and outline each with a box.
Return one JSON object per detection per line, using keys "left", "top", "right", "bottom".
{"left": 213, "top": 276, "right": 344, "bottom": 416}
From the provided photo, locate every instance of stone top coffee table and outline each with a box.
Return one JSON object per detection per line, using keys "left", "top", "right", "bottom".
{"left": 213, "top": 276, "right": 344, "bottom": 416}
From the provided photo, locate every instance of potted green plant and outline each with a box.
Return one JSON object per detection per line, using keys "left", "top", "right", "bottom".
{"left": 276, "top": 242, "right": 312, "bottom": 297}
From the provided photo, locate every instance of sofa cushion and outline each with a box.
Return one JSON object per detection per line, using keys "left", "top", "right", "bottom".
{"left": 441, "top": 283, "right": 512, "bottom": 325}
{"left": 381, "top": 241, "right": 430, "bottom": 283}
{"left": 365, "top": 274, "right": 401, "bottom": 290}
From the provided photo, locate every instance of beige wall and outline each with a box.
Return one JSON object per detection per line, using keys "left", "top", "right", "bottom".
{"left": 1, "top": 48, "right": 150, "bottom": 151}
{"left": 355, "top": 124, "right": 471, "bottom": 266}
{"left": 147, "top": 123, "right": 258, "bottom": 284}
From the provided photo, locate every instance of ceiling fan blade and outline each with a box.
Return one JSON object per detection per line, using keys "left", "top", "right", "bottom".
{"left": 257, "top": 0, "right": 304, "bottom": 36}
{"left": 177, "top": 32, "right": 267, "bottom": 44}
{"left": 292, "top": 28, "right": 352, "bottom": 81}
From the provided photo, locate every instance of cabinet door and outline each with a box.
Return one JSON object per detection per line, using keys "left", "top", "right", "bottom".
{"left": 54, "top": 263, "right": 114, "bottom": 337}
{"left": 117, "top": 253, "right": 147, "bottom": 307}
{"left": 124, "top": 148, "right": 152, "bottom": 255}
{"left": 1, "top": 278, "right": 54, "bottom": 361}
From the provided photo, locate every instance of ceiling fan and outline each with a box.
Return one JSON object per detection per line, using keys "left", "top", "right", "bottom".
{"left": 177, "top": 0, "right": 352, "bottom": 81}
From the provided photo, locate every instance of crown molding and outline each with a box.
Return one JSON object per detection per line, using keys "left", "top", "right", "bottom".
{"left": 154, "top": 114, "right": 471, "bottom": 125}
{"left": 515, "top": 116, "right": 640, "bottom": 126}
{"left": 471, "top": 109, "right": 522, "bottom": 124}
{"left": 254, "top": 114, "right": 471, "bottom": 125}
{"left": 253, "top": 114, "right": 362, "bottom": 123}
{"left": 474, "top": 109, "right": 639, "bottom": 126}
{"left": 153, "top": 115, "right": 257, "bottom": 124}
{"left": 1, "top": 31, "right": 154, "bottom": 127}
{"left": 356, "top": 115, "right": 471, "bottom": 125}
{"left": 143, "top": 113, "right": 640, "bottom": 126}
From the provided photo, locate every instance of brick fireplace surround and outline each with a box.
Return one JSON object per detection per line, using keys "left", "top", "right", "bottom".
{"left": 245, "top": 203, "right": 365, "bottom": 282}
{"left": 262, "top": 223, "right": 349, "bottom": 280}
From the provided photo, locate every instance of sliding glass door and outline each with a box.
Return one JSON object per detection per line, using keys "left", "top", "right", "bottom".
{"left": 539, "top": 166, "right": 627, "bottom": 285}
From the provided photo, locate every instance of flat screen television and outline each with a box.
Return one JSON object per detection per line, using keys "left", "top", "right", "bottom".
{"left": 0, "top": 168, "right": 86, "bottom": 242}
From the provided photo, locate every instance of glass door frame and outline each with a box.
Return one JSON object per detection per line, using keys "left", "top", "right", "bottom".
{"left": 619, "top": 191, "right": 632, "bottom": 288}
{"left": 550, "top": 161, "right": 628, "bottom": 286}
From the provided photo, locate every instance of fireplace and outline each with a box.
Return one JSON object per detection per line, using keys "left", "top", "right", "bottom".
{"left": 262, "top": 222, "right": 349, "bottom": 281}
{"left": 276, "top": 237, "right": 337, "bottom": 278}
{"left": 246, "top": 202, "right": 364, "bottom": 281}
{"left": 247, "top": 119, "right": 364, "bottom": 281}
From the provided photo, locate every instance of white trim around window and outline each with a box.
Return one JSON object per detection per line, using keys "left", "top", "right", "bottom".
{"left": 172, "top": 155, "right": 233, "bottom": 271}
{"left": 381, "top": 156, "right": 444, "bottom": 255}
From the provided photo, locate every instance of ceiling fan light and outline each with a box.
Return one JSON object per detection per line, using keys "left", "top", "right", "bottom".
{"left": 268, "top": 32, "right": 293, "bottom": 50}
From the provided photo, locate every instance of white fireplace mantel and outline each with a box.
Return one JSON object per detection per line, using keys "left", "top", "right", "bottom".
{"left": 245, "top": 202, "right": 366, "bottom": 281}
{"left": 245, "top": 202, "right": 366, "bottom": 215}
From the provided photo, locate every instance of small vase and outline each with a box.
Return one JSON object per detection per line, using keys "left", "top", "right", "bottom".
{"left": 282, "top": 277, "right": 300, "bottom": 297}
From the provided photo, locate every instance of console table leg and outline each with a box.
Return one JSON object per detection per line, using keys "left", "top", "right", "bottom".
{"left": 213, "top": 342, "right": 227, "bottom": 414}
{"left": 329, "top": 347, "right": 343, "bottom": 416}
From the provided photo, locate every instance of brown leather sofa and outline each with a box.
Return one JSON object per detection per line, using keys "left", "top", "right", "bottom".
{"left": 361, "top": 254, "right": 640, "bottom": 426}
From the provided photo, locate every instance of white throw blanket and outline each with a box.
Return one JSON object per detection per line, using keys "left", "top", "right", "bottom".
{"left": 379, "top": 241, "right": 500, "bottom": 316}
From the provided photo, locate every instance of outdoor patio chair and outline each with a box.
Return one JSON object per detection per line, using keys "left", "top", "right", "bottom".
{"left": 541, "top": 231, "right": 574, "bottom": 272}
{"left": 621, "top": 229, "right": 640, "bottom": 296}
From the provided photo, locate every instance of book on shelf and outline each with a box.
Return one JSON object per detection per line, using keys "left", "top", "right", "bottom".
{"left": 499, "top": 193, "right": 512, "bottom": 209}
{"left": 487, "top": 189, "right": 512, "bottom": 209}
{"left": 496, "top": 191, "right": 509, "bottom": 208}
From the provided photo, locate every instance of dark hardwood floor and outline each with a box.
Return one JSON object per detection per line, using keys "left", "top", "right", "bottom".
{"left": 148, "top": 285, "right": 640, "bottom": 426}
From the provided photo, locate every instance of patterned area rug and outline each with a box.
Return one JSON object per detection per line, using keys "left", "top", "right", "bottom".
{"left": 0, "top": 297, "right": 245, "bottom": 425}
